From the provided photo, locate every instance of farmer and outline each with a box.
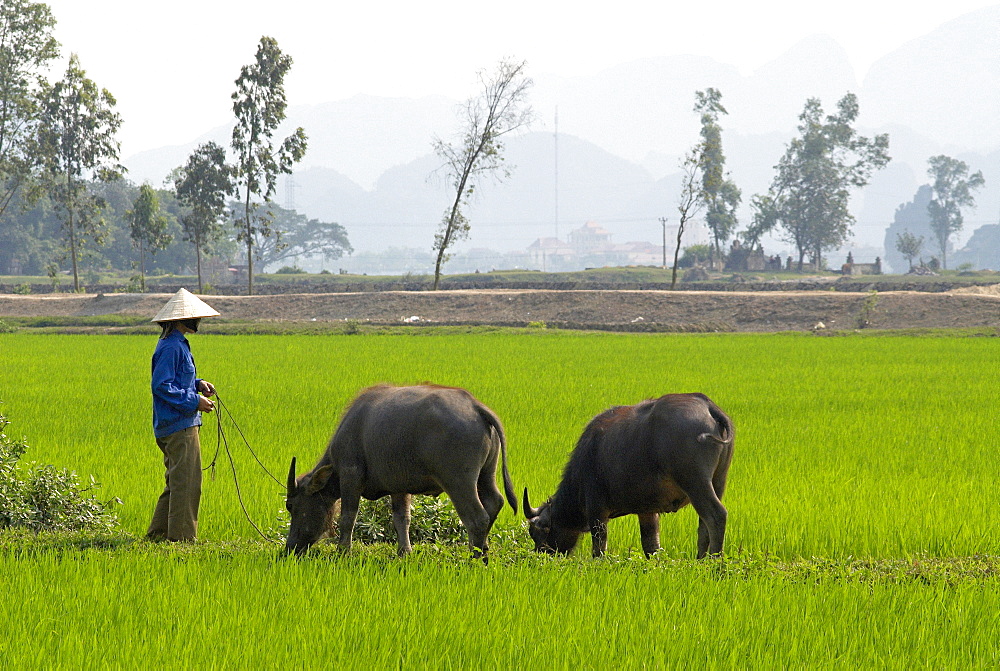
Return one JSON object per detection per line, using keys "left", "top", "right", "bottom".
{"left": 145, "top": 288, "right": 220, "bottom": 542}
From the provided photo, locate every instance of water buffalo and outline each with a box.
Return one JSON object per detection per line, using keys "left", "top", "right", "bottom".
{"left": 285, "top": 384, "right": 516, "bottom": 560}
{"left": 523, "top": 393, "right": 733, "bottom": 559}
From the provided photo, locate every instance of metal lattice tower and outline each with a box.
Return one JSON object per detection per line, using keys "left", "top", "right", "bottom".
{"left": 284, "top": 173, "right": 297, "bottom": 212}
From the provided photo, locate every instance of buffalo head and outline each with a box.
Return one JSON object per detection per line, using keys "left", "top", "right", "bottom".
{"left": 522, "top": 488, "right": 581, "bottom": 555}
{"left": 284, "top": 457, "right": 338, "bottom": 556}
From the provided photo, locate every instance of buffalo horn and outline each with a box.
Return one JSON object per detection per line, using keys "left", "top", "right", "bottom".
{"left": 522, "top": 487, "right": 540, "bottom": 519}
{"left": 287, "top": 457, "right": 298, "bottom": 496}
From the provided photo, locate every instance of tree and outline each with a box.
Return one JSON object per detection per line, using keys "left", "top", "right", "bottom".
{"left": 432, "top": 58, "right": 532, "bottom": 290}
{"left": 693, "top": 88, "right": 740, "bottom": 265}
{"left": 37, "top": 54, "right": 123, "bottom": 291}
{"left": 251, "top": 203, "right": 352, "bottom": 271}
{"left": 894, "top": 230, "right": 924, "bottom": 272}
{"left": 0, "top": 190, "right": 57, "bottom": 275}
{"left": 741, "top": 194, "right": 773, "bottom": 251}
{"left": 230, "top": 36, "right": 307, "bottom": 296}
{"left": 679, "top": 244, "right": 712, "bottom": 268}
{"left": 926, "top": 155, "right": 985, "bottom": 270}
{"left": 174, "top": 141, "right": 235, "bottom": 292}
{"left": 126, "top": 183, "right": 171, "bottom": 292}
{"left": 670, "top": 149, "right": 704, "bottom": 289}
{"left": 0, "top": 0, "right": 59, "bottom": 221}
{"left": 751, "top": 94, "right": 890, "bottom": 271}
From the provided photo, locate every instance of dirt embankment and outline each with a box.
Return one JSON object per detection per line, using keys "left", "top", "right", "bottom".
{"left": 3, "top": 287, "right": 1000, "bottom": 332}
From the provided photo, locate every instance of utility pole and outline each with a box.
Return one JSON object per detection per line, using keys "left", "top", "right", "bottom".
{"left": 554, "top": 106, "right": 559, "bottom": 240}
{"left": 659, "top": 217, "right": 668, "bottom": 269}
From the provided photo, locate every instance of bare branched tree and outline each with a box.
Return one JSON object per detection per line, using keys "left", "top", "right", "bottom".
{"left": 671, "top": 150, "right": 704, "bottom": 289}
{"left": 432, "top": 58, "right": 532, "bottom": 290}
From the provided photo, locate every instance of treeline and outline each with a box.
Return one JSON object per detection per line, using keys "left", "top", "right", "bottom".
{"left": 0, "top": 181, "right": 351, "bottom": 288}
{"left": 0, "top": 1, "right": 343, "bottom": 294}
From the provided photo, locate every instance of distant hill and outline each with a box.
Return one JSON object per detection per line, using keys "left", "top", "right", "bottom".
{"left": 862, "top": 6, "right": 1000, "bottom": 152}
{"left": 123, "top": 7, "right": 1000, "bottom": 260}
{"left": 290, "top": 132, "right": 678, "bottom": 253}
{"left": 125, "top": 95, "right": 458, "bottom": 190}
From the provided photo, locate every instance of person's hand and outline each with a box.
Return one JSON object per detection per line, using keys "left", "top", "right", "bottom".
{"left": 198, "top": 380, "right": 216, "bottom": 397}
{"left": 198, "top": 396, "right": 215, "bottom": 413}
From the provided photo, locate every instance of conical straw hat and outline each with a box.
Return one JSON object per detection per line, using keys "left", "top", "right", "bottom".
{"left": 150, "top": 288, "right": 221, "bottom": 322}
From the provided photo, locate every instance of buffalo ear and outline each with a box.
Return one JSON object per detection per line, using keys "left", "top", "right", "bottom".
{"left": 306, "top": 464, "right": 335, "bottom": 495}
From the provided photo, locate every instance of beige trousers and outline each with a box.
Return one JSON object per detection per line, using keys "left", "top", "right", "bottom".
{"left": 146, "top": 426, "right": 202, "bottom": 541}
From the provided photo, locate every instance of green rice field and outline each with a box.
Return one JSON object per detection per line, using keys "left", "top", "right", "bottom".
{"left": 2, "top": 330, "right": 1000, "bottom": 667}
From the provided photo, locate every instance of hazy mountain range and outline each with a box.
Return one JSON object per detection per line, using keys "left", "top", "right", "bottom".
{"left": 125, "top": 6, "right": 1000, "bottom": 270}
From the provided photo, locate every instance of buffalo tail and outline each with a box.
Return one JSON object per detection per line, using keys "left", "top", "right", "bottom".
{"left": 477, "top": 405, "right": 517, "bottom": 514}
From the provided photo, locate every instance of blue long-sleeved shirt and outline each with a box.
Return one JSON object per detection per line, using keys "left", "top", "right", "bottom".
{"left": 151, "top": 330, "right": 203, "bottom": 439}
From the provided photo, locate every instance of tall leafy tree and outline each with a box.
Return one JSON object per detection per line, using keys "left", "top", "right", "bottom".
{"left": 37, "top": 53, "right": 123, "bottom": 291}
{"left": 751, "top": 93, "right": 889, "bottom": 271}
{"left": 230, "top": 36, "right": 307, "bottom": 296}
{"left": 126, "top": 183, "right": 171, "bottom": 292}
{"left": 174, "top": 141, "right": 234, "bottom": 292}
{"left": 926, "top": 155, "right": 985, "bottom": 269}
{"left": 432, "top": 58, "right": 532, "bottom": 290}
{"left": 894, "top": 230, "right": 924, "bottom": 271}
{"left": 693, "top": 88, "right": 740, "bottom": 264}
{"left": 251, "top": 202, "right": 352, "bottom": 271}
{"left": 0, "top": 0, "right": 59, "bottom": 221}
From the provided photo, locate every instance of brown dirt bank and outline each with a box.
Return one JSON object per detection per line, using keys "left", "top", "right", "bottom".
{"left": 3, "top": 288, "right": 1000, "bottom": 332}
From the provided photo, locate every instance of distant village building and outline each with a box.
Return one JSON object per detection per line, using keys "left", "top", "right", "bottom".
{"left": 567, "top": 221, "right": 612, "bottom": 252}
{"left": 841, "top": 253, "right": 882, "bottom": 275}
{"left": 613, "top": 241, "right": 663, "bottom": 266}
{"left": 525, "top": 221, "right": 667, "bottom": 270}
{"left": 226, "top": 264, "right": 248, "bottom": 283}
{"left": 527, "top": 237, "right": 576, "bottom": 271}
{"left": 724, "top": 239, "right": 775, "bottom": 272}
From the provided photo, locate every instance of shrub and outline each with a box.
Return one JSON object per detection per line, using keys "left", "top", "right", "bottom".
{"left": 125, "top": 275, "right": 144, "bottom": 293}
{"left": 0, "top": 410, "right": 119, "bottom": 532}
{"left": 329, "top": 496, "right": 467, "bottom": 546}
{"left": 275, "top": 265, "right": 306, "bottom": 274}
{"left": 0, "top": 320, "right": 15, "bottom": 334}
{"left": 46, "top": 263, "right": 62, "bottom": 291}
{"left": 683, "top": 266, "right": 711, "bottom": 282}
{"left": 13, "top": 283, "right": 31, "bottom": 295}
{"left": 679, "top": 244, "right": 711, "bottom": 268}
{"left": 857, "top": 290, "right": 878, "bottom": 329}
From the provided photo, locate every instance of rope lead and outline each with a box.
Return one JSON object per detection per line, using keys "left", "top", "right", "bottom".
{"left": 203, "top": 390, "right": 283, "bottom": 545}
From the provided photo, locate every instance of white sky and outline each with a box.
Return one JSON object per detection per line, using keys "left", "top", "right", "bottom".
{"left": 42, "top": 0, "right": 1000, "bottom": 159}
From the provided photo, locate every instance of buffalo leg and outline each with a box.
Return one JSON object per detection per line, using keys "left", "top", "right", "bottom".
{"left": 391, "top": 493, "right": 413, "bottom": 556}
{"left": 696, "top": 518, "right": 710, "bottom": 558}
{"left": 447, "top": 484, "right": 492, "bottom": 562}
{"left": 638, "top": 513, "right": 661, "bottom": 557}
{"left": 337, "top": 485, "right": 362, "bottom": 552}
{"left": 589, "top": 516, "right": 610, "bottom": 557}
{"left": 695, "top": 459, "right": 731, "bottom": 559}
{"left": 477, "top": 466, "right": 506, "bottom": 546}
{"left": 686, "top": 484, "right": 727, "bottom": 558}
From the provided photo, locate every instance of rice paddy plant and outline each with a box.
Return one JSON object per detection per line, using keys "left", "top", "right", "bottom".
{"left": 3, "top": 330, "right": 1000, "bottom": 666}
{"left": 1, "top": 543, "right": 999, "bottom": 668}
{"left": 2, "top": 331, "right": 1000, "bottom": 557}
